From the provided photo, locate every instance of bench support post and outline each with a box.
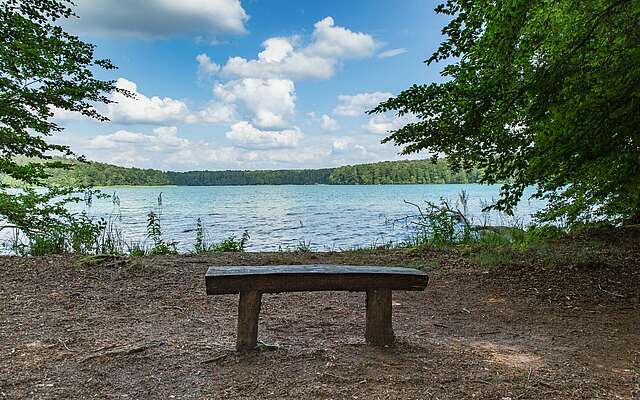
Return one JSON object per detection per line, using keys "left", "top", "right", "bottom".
{"left": 236, "top": 290, "right": 262, "bottom": 351}
{"left": 365, "top": 288, "right": 394, "bottom": 346}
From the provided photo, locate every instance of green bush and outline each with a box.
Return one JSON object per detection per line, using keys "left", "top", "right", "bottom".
{"left": 408, "top": 198, "right": 473, "bottom": 248}
{"left": 525, "top": 225, "right": 564, "bottom": 242}
{"left": 28, "top": 234, "right": 66, "bottom": 256}
{"left": 211, "top": 231, "right": 249, "bottom": 252}
{"left": 19, "top": 212, "right": 106, "bottom": 256}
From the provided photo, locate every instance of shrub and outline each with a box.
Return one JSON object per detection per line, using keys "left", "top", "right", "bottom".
{"left": 406, "top": 197, "right": 472, "bottom": 248}
{"left": 211, "top": 231, "right": 249, "bottom": 252}
{"left": 28, "top": 234, "right": 66, "bottom": 256}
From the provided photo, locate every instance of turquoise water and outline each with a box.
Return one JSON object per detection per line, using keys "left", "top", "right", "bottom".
{"left": 71, "top": 184, "right": 545, "bottom": 252}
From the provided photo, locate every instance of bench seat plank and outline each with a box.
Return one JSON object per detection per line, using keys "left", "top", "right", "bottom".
{"left": 206, "top": 264, "right": 428, "bottom": 295}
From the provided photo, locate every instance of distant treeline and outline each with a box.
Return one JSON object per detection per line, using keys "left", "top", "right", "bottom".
{"left": 166, "top": 169, "right": 333, "bottom": 186}
{"left": 328, "top": 160, "right": 481, "bottom": 184}
{"left": 3, "top": 158, "right": 482, "bottom": 187}
{"left": 46, "top": 161, "right": 171, "bottom": 186}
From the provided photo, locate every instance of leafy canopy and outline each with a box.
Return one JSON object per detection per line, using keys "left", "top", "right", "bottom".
{"left": 372, "top": 0, "right": 640, "bottom": 224}
{"left": 0, "top": 0, "right": 125, "bottom": 237}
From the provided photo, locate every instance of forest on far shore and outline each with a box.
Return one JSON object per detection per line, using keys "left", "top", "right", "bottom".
{"left": 2, "top": 158, "right": 482, "bottom": 187}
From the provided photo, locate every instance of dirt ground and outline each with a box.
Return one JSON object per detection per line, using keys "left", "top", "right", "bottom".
{"left": 1, "top": 241, "right": 639, "bottom": 399}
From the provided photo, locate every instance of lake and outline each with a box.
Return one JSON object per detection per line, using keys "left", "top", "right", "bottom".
{"left": 69, "top": 184, "right": 545, "bottom": 252}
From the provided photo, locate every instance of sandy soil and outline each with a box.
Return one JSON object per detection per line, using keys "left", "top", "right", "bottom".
{"left": 0, "top": 245, "right": 638, "bottom": 399}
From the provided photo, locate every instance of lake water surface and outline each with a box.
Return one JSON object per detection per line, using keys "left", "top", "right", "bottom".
{"left": 73, "top": 184, "right": 545, "bottom": 252}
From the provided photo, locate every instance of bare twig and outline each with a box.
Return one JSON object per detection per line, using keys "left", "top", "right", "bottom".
{"left": 81, "top": 340, "right": 165, "bottom": 362}
{"left": 403, "top": 200, "right": 426, "bottom": 219}
{"left": 58, "top": 339, "right": 75, "bottom": 353}
{"left": 201, "top": 353, "right": 228, "bottom": 364}
{"left": 598, "top": 284, "right": 625, "bottom": 298}
{"left": 162, "top": 305, "right": 186, "bottom": 313}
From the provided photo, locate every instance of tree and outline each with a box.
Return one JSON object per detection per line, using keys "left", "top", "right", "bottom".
{"left": 371, "top": 0, "right": 640, "bottom": 224}
{"left": 0, "top": 0, "right": 125, "bottom": 241}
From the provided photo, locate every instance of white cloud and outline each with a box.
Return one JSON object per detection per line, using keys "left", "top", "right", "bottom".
{"left": 217, "top": 17, "right": 375, "bottom": 81}
{"left": 86, "top": 135, "right": 118, "bottom": 150}
{"left": 189, "top": 101, "right": 236, "bottom": 124}
{"left": 331, "top": 137, "right": 357, "bottom": 153}
{"left": 306, "top": 17, "right": 375, "bottom": 59}
{"left": 69, "top": 0, "right": 249, "bottom": 38}
{"left": 364, "top": 114, "right": 418, "bottom": 135}
{"left": 333, "top": 92, "right": 392, "bottom": 117}
{"left": 222, "top": 51, "right": 334, "bottom": 80}
{"left": 320, "top": 114, "right": 339, "bottom": 131}
{"left": 87, "top": 130, "right": 144, "bottom": 150}
{"left": 80, "top": 126, "right": 216, "bottom": 168}
{"left": 99, "top": 78, "right": 235, "bottom": 125}
{"left": 258, "top": 37, "right": 295, "bottom": 62}
{"left": 251, "top": 148, "right": 328, "bottom": 165}
{"left": 106, "top": 78, "right": 191, "bottom": 125}
{"left": 225, "top": 121, "right": 303, "bottom": 150}
{"left": 109, "top": 130, "right": 145, "bottom": 143}
{"left": 149, "top": 126, "right": 190, "bottom": 151}
{"left": 57, "top": 126, "right": 420, "bottom": 171}
{"left": 50, "top": 106, "right": 88, "bottom": 123}
{"left": 328, "top": 136, "right": 402, "bottom": 164}
{"left": 86, "top": 126, "right": 189, "bottom": 151}
{"left": 196, "top": 54, "right": 221, "bottom": 79}
{"left": 214, "top": 78, "right": 295, "bottom": 128}
{"left": 377, "top": 48, "right": 408, "bottom": 59}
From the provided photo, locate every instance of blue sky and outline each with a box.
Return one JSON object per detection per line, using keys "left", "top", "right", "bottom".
{"left": 53, "top": 0, "right": 448, "bottom": 171}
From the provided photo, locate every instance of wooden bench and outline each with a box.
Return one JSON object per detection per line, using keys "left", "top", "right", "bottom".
{"left": 205, "top": 264, "right": 429, "bottom": 351}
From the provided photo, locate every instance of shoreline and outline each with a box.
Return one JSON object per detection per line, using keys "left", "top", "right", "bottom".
{"left": 4, "top": 182, "right": 492, "bottom": 189}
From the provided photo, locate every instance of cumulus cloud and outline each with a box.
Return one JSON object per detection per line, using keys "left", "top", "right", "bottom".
{"left": 87, "top": 126, "right": 189, "bottom": 151}
{"left": 189, "top": 102, "right": 236, "bottom": 124}
{"left": 214, "top": 78, "right": 295, "bottom": 128}
{"left": 333, "top": 92, "right": 392, "bottom": 117}
{"left": 59, "top": 127, "right": 417, "bottom": 171}
{"left": 215, "top": 17, "right": 375, "bottom": 81}
{"left": 225, "top": 121, "right": 303, "bottom": 150}
{"left": 377, "top": 48, "right": 408, "bottom": 59}
{"left": 148, "top": 126, "right": 190, "bottom": 151}
{"left": 328, "top": 136, "right": 403, "bottom": 165}
{"left": 80, "top": 127, "right": 210, "bottom": 168}
{"left": 50, "top": 106, "right": 89, "bottom": 123}
{"left": 320, "top": 114, "right": 339, "bottom": 131}
{"left": 364, "top": 114, "right": 418, "bottom": 135}
{"left": 305, "top": 17, "right": 375, "bottom": 59}
{"left": 331, "top": 137, "right": 358, "bottom": 153}
{"left": 196, "top": 54, "right": 221, "bottom": 79}
{"left": 87, "top": 131, "right": 138, "bottom": 150}
{"left": 106, "top": 78, "right": 191, "bottom": 125}
{"left": 96, "top": 78, "right": 234, "bottom": 125}
{"left": 69, "top": 0, "right": 249, "bottom": 38}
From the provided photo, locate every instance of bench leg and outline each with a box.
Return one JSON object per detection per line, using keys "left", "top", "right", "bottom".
{"left": 236, "top": 290, "right": 262, "bottom": 352}
{"left": 365, "top": 289, "right": 394, "bottom": 346}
